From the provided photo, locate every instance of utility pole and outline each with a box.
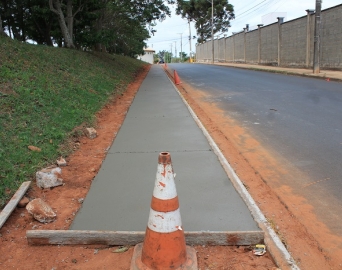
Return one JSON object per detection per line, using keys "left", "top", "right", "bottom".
{"left": 170, "top": 43, "right": 173, "bottom": 63}
{"left": 175, "top": 41, "right": 177, "bottom": 62}
{"left": 189, "top": 19, "right": 192, "bottom": 63}
{"left": 313, "top": 0, "right": 321, "bottom": 74}
{"left": 211, "top": 0, "right": 214, "bottom": 64}
{"left": 178, "top": 33, "right": 183, "bottom": 62}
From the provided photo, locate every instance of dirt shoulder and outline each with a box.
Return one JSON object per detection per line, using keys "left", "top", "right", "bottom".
{"left": 0, "top": 65, "right": 276, "bottom": 270}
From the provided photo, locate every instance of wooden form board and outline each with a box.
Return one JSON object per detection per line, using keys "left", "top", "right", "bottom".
{"left": 0, "top": 181, "right": 31, "bottom": 229}
{"left": 27, "top": 230, "right": 264, "bottom": 246}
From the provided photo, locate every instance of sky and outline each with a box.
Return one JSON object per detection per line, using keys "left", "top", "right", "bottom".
{"left": 147, "top": 0, "right": 341, "bottom": 56}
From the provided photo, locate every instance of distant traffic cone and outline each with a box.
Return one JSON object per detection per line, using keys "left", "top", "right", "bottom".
{"left": 174, "top": 70, "right": 181, "bottom": 85}
{"left": 326, "top": 78, "right": 330, "bottom": 82}
{"left": 164, "top": 63, "right": 167, "bottom": 69}
{"left": 130, "top": 152, "right": 198, "bottom": 270}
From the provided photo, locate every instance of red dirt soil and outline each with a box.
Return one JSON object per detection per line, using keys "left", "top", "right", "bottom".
{"left": 1, "top": 64, "right": 292, "bottom": 270}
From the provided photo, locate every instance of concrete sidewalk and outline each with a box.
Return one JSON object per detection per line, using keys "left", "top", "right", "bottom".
{"left": 71, "top": 65, "right": 260, "bottom": 233}
{"left": 208, "top": 62, "right": 342, "bottom": 81}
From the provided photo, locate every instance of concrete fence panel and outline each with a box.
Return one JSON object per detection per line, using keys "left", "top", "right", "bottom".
{"left": 260, "top": 23, "right": 278, "bottom": 65}
{"left": 225, "top": 37, "right": 234, "bottom": 61}
{"left": 281, "top": 17, "right": 307, "bottom": 67}
{"left": 234, "top": 32, "right": 245, "bottom": 62}
{"left": 320, "top": 5, "right": 342, "bottom": 69}
{"left": 245, "top": 30, "right": 259, "bottom": 64}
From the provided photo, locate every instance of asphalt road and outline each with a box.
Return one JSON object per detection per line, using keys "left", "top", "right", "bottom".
{"left": 169, "top": 63, "right": 342, "bottom": 235}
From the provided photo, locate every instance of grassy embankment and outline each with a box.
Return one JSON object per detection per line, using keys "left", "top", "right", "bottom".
{"left": 0, "top": 36, "right": 147, "bottom": 208}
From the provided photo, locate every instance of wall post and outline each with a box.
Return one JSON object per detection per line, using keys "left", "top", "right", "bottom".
{"left": 232, "top": 33, "right": 235, "bottom": 62}
{"left": 244, "top": 24, "right": 249, "bottom": 63}
{"left": 313, "top": 0, "right": 322, "bottom": 74}
{"left": 257, "top": 24, "right": 263, "bottom": 64}
{"left": 277, "top": 17, "right": 284, "bottom": 66}
{"left": 224, "top": 34, "right": 227, "bottom": 62}
{"left": 306, "top": 9, "right": 315, "bottom": 67}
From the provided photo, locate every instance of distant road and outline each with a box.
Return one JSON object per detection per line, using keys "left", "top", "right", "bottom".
{"left": 170, "top": 63, "right": 342, "bottom": 235}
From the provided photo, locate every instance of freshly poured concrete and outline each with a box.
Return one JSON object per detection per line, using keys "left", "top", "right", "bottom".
{"left": 71, "top": 65, "right": 260, "bottom": 232}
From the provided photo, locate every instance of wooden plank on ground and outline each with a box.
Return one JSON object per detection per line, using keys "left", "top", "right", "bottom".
{"left": 0, "top": 181, "right": 31, "bottom": 229}
{"left": 27, "top": 230, "right": 264, "bottom": 246}
{"left": 27, "top": 230, "right": 145, "bottom": 246}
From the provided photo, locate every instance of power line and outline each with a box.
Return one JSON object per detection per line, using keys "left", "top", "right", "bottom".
{"left": 233, "top": 0, "right": 284, "bottom": 23}
{"left": 235, "top": 0, "right": 269, "bottom": 17}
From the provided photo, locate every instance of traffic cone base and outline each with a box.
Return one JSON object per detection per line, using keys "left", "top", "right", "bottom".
{"left": 131, "top": 243, "right": 198, "bottom": 270}
{"left": 142, "top": 229, "right": 186, "bottom": 268}
{"left": 130, "top": 152, "right": 198, "bottom": 270}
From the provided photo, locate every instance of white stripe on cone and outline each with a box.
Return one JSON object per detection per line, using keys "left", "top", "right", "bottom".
{"left": 147, "top": 208, "right": 182, "bottom": 233}
{"left": 153, "top": 164, "right": 177, "bottom": 200}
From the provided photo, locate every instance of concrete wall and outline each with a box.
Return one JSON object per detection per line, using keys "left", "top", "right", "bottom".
{"left": 217, "top": 38, "right": 225, "bottom": 61}
{"left": 320, "top": 5, "right": 342, "bottom": 68}
{"left": 234, "top": 32, "right": 245, "bottom": 62}
{"left": 281, "top": 17, "right": 307, "bottom": 66}
{"left": 245, "top": 30, "right": 258, "bottom": 64}
{"left": 196, "top": 4, "right": 342, "bottom": 70}
{"left": 225, "top": 37, "right": 234, "bottom": 61}
{"left": 260, "top": 23, "right": 278, "bottom": 65}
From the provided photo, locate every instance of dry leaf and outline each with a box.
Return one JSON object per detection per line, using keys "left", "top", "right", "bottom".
{"left": 28, "top": 145, "right": 41, "bottom": 152}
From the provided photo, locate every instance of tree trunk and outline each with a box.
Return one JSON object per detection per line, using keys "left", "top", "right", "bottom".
{"left": 49, "top": 0, "right": 75, "bottom": 48}
{"left": 66, "top": 0, "right": 73, "bottom": 40}
{"left": 0, "top": 14, "right": 6, "bottom": 36}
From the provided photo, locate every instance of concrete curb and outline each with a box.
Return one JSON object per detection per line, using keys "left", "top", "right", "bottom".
{"left": 165, "top": 67, "right": 300, "bottom": 270}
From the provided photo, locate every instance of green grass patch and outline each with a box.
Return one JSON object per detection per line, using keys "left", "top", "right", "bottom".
{"left": 0, "top": 36, "right": 147, "bottom": 208}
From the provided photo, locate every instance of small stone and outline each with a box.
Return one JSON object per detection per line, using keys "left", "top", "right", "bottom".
{"left": 56, "top": 157, "right": 67, "bottom": 167}
{"left": 26, "top": 198, "right": 57, "bottom": 223}
{"left": 18, "top": 197, "right": 29, "bottom": 208}
{"left": 84, "top": 128, "right": 97, "bottom": 139}
{"left": 36, "top": 167, "right": 63, "bottom": 189}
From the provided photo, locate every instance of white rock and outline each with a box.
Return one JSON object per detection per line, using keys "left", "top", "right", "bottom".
{"left": 26, "top": 198, "right": 56, "bottom": 223}
{"left": 85, "top": 127, "right": 97, "bottom": 139}
{"left": 36, "top": 167, "right": 63, "bottom": 189}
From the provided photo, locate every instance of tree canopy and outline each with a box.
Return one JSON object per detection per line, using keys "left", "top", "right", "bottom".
{"left": 176, "top": 0, "right": 234, "bottom": 43}
{"left": 0, "top": 0, "right": 174, "bottom": 56}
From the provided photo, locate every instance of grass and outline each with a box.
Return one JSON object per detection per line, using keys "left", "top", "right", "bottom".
{"left": 0, "top": 36, "right": 147, "bottom": 208}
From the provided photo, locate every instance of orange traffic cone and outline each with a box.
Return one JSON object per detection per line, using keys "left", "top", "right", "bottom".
{"left": 174, "top": 70, "right": 181, "bottom": 85}
{"left": 130, "top": 152, "right": 198, "bottom": 270}
{"left": 164, "top": 63, "right": 168, "bottom": 69}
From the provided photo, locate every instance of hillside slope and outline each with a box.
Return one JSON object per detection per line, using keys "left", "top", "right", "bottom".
{"left": 0, "top": 36, "right": 147, "bottom": 207}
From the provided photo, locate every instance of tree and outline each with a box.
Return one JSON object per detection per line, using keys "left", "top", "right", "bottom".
{"left": 49, "top": 0, "right": 85, "bottom": 48}
{"left": 176, "top": 0, "right": 234, "bottom": 43}
{"left": 78, "top": 0, "right": 172, "bottom": 53}
{"left": 26, "top": 1, "right": 60, "bottom": 46}
{"left": 0, "top": 0, "right": 174, "bottom": 56}
{"left": 179, "top": 51, "right": 189, "bottom": 62}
